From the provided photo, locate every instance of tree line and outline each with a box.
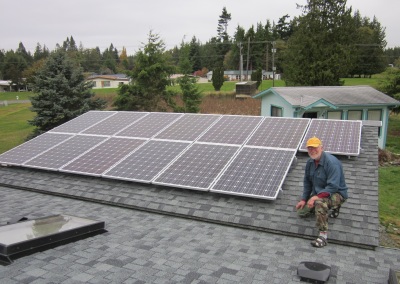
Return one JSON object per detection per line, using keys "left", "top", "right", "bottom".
{"left": 1, "top": 1, "right": 400, "bottom": 90}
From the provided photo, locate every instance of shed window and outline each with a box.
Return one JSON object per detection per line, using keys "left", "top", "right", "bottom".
{"left": 271, "top": 106, "right": 283, "bottom": 117}
{"left": 368, "top": 109, "right": 382, "bottom": 137}
{"left": 327, "top": 111, "right": 342, "bottom": 120}
{"left": 348, "top": 110, "right": 362, "bottom": 120}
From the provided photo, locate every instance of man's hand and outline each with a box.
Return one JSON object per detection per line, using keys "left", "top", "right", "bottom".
{"left": 307, "top": 196, "right": 319, "bottom": 208}
{"left": 296, "top": 200, "right": 306, "bottom": 210}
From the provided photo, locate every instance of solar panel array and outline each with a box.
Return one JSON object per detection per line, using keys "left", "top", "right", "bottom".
{"left": 298, "top": 119, "right": 362, "bottom": 156}
{"left": 0, "top": 111, "right": 363, "bottom": 200}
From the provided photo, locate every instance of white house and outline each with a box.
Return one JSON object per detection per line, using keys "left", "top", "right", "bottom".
{"left": 206, "top": 70, "right": 281, "bottom": 81}
{"left": 0, "top": 80, "right": 12, "bottom": 92}
{"left": 86, "top": 74, "right": 130, "bottom": 89}
{"left": 253, "top": 86, "right": 400, "bottom": 149}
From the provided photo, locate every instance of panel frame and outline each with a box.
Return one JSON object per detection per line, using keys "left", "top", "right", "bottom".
{"left": 298, "top": 119, "right": 362, "bottom": 156}
{"left": 103, "top": 139, "right": 192, "bottom": 183}
{"left": 210, "top": 146, "right": 297, "bottom": 200}
{"left": 0, "top": 133, "right": 74, "bottom": 166}
{"left": 49, "top": 111, "right": 117, "bottom": 134}
{"left": 22, "top": 134, "right": 108, "bottom": 171}
{"left": 245, "top": 117, "right": 311, "bottom": 150}
{"left": 59, "top": 137, "right": 148, "bottom": 177}
{"left": 153, "top": 142, "right": 241, "bottom": 191}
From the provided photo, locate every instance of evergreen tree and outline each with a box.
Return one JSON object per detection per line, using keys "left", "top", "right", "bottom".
{"left": 385, "top": 47, "right": 400, "bottom": 66}
{"left": 29, "top": 49, "right": 106, "bottom": 137}
{"left": 349, "top": 13, "right": 386, "bottom": 77}
{"left": 16, "top": 42, "right": 33, "bottom": 65}
{"left": 179, "top": 42, "right": 192, "bottom": 74}
{"left": 2, "top": 50, "right": 27, "bottom": 90}
{"left": 176, "top": 75, "right": 202, "bottom": 113}
{"left": 281, "top": 0, "right": 357, "bottom": 86}
{"left": 251, "top": 67, "right": 263, "bottom": 89}
{"left": 217, "top": 7, "right": 231, "bottom": 41}
{"left": 215, "top": 7, "right": 232, "bottom": 67}
{"left": 274, "top": 15, "right": 293, "bottom": 41}
{"left": 81, "top": 47, "right": 102, "bottom": 73}
{"left": 212, "top": 67, "right": 224, "bottom": 91}
{"left": 199, "top": 38, "right": 220, "bottom": 70}
{"left": 102, "top": 43, "right": 119, "bottom": 73}
{"left": 114, "top": 31, "right": 177, "bottom": 112}
{"left": 189, "top": 36, "right": 202, "bottom": 72}
{"left": 0, "top": 49, "right": 4, "bottom": 78}
{"left": 33, "top": 43, "right": 50, "bottom": 61}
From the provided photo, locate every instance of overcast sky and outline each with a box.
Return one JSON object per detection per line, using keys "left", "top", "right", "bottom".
{"left": 2, "top": 0, "right": 399, "bottom": 55}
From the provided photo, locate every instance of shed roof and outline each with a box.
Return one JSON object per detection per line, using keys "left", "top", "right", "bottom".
{"left": 86, "top": 74, "right": 129, "bottom": 81}
{"left": 254, "top": 86, "right": 400, "bottom": 108}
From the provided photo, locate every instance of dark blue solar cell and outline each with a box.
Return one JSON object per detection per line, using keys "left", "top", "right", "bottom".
{"left": 299, "top": 119, "right": 362, "bottom": 155}
{"left": 198, "top": 115, "right": 262, "bottom": 145}
{"left": 61, "top": 137, "right": 146, "bottom": 176}
{"left": 0, "top": 133, "right": 73, "bottom": 166}
{"left": 154, "top": 143, "right": 239, "bottom": 190}
{"left": 24, "top": 135, "right": 107, "bottom": 170}
{"left": 104, "top": 140, "right": 190, "bottom": 182}
{"left": 211, "top": 147, "right": 296, "bottom": 199}
{"left": 246, "top": 117, "right": 310, "bottom": 149}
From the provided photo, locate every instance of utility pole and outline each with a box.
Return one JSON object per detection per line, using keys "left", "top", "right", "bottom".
{"left": 272, "top": 41, "right": 276, "bottom": 87}
{"left": 246, "top": 37, "right": 250, "bottom": 80}
{"left": 266, "top": 42, "right": 269, "bottom": 79}
{"left": 238, "top": 42, "right": 243, "bottom": 81}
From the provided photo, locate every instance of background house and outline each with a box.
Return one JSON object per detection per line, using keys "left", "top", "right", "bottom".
{"left": 206, "top": 70, "right": 281, "bottom": 81}
{"left": 253, "top": 86, "right": 400, "bottom": 149}
{"left": 0, "top": 80, "right": 12, "bottom": 92}
{"left": 86, "top": 74, "right": 130, "bottom": 89}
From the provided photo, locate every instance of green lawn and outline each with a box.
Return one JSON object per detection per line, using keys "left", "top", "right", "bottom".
{"left": 0, "top": 91, "right": 32, "bottom": 101}
{"left": 0, "top": 103, "right": 35, "bottom": 154}
{"left": 379, "top": 166, "right": 400, "bottom": 227}
{"left": 386, "top": 114, "right": 400, "bottom": 154}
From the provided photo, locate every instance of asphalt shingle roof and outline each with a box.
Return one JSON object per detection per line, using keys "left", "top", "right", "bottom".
{"left": 0, "top": 125, "right": 399, "bottom": 283}
{"left": 255, "top": 86, "right": 400, "bottom": 107}
{"left": 0, "top": 126, "right": 381, "bottom": 248}
{"left": 0, "top": 186, "right": 398, "bottom": 283}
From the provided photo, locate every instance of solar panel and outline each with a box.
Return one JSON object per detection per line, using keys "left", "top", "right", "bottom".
{"left": 115, "top": 112, "right": 183, "bottom": 138}
{"left": 0, "top": 133, "right": 73, "bottom": 166}
{"left": 82, "top": 112, "right": 148, "bottom": 136}
{"left": 154, "top": 114, "right": 221, "bottom": 141}
{"left": 211, "top": 147, "right": 296, "bottom": 200}
{"left": 246, "top": 117, "right": 310, "bottom": 149}
{"left": 197, "top": 115, "right": 263, "bottom": 145}
{"left": 60, "top": 137, "right": 146, "bottom": 176}
{"left": 298, "top": 119, "right": 362, "bottom": 155}
{"left": 49, "top": 111, "right": 116, "bottom": 134}
{"left": 153, "top": 143, "right": 239, "bottom": 190}
{"left": 103, "top": 140, "right": 190, "bottom": 182}
{"left": 24, "top": 135, "right": 107, "bottom": 170}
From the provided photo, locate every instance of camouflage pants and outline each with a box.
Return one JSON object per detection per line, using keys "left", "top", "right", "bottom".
{"left": 297, "top": 193, "right": 345, "bottom": 232}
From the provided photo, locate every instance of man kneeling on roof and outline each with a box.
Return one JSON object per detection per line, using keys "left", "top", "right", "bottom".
{"left": 295, "top": 136, "right": 348, "bottom": 248}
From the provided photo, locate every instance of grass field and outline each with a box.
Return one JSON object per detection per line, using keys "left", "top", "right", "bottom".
{"left": 0, "top": 103, "right": 35, "bottom": 154}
